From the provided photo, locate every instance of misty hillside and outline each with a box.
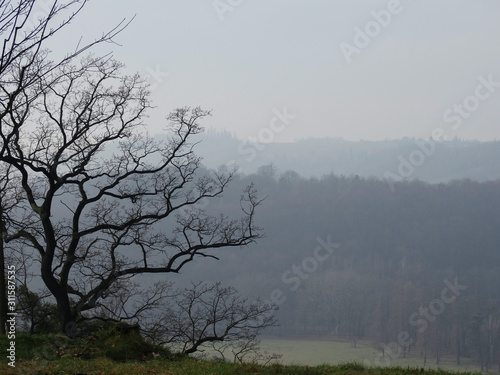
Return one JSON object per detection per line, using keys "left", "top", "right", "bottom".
{"left": 191, "top": 130, "right": 500, "bottom": 183}
{"left": 179, "top": 170, "right": 500, "bottom": 364}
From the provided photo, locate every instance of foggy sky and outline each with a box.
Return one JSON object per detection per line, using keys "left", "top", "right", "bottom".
{"left": 50, "top": 0, "right": 500, "bottom": 142}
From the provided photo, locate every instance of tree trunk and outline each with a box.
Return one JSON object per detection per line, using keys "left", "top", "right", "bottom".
{"left": 54, "top": 290, "right": 75, "bottom": 335}
{"left": 41, "top": 268, "right": 75, "bottom": 335}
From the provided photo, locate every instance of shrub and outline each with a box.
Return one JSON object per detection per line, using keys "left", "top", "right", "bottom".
{"left": 0, "top": 323, "right": 169, "bottom": 363}
{"left": 93, "top": 322, "right": 162, "bottom": 361}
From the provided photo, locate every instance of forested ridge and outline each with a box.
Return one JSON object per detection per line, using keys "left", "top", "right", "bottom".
{"left": 185, "top": 169, "right": 500, "bottom": 370}
{"left": 195, "top": 131, "right": 500, "bottom": 183}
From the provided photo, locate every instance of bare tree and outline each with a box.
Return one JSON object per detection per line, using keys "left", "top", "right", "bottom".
{"left": 0, "top": 1, "right": 264, "bottom": 334}
{"left": 144, "top": 282, "right": 278, "bottom": 357}
{"left": 0, "top": 0, "right": 128, "bottom": 333}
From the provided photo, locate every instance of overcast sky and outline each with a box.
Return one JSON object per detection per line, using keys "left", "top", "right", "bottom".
{"left": 52, "top": 1, "right": 500, "bottom": 142}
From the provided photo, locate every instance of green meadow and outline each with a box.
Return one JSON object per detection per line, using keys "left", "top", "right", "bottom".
{"left": 259, "top": 338, "right": 491, "bottom": 374}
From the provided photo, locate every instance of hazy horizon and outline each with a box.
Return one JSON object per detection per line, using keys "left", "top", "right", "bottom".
{"left": 43, "top": 1, "right": 500, "bottom": 143}
{"left": 199, "top": 127, "right": 500, "bottom": 143}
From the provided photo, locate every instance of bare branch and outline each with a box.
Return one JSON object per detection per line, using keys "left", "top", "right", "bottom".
{"left": 144, "top": 282, "right": 278, "bottom": 356}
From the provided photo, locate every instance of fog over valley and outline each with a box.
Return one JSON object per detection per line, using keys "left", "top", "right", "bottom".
{"left": 1, "top": 1, "right": 500, "bottom": 372}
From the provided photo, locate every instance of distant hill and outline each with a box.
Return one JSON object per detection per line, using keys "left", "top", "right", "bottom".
{"left": 189, "top": 130, "right": 500, "bottom": 183}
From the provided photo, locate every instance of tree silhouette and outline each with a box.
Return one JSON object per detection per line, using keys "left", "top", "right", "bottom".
{"left": 0, "top": 1, "right": 263, "bottom": 334}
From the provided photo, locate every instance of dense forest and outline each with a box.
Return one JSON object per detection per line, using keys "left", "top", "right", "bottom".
{"left": 181, "top": 166, "right": 500, "bottom": 371}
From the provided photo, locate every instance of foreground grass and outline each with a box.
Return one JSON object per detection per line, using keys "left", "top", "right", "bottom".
{"left": 0, "top": 333, "right": 486, "bottom": 375}
{"left": 1, "top": 358, "right": 484, "bottom": 375}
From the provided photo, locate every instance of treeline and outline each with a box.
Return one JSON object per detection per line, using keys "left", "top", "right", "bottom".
{"left": 183, "top": 167, "right": 500, "bottom": 371}
{"left": 194, "top": 130, "right": 500, "bottom": 183}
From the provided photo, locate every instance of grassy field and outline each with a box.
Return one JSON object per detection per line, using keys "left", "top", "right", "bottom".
{"left": 259, "top": 338, "right": 494, "bottom": 374}
{"left": 260, "top": 338, "right": 375, "bottom": 366}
